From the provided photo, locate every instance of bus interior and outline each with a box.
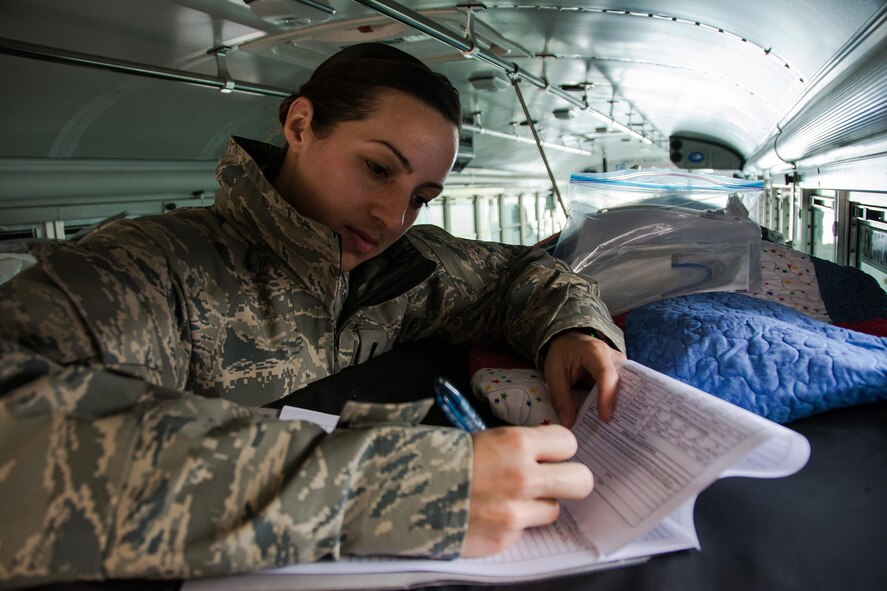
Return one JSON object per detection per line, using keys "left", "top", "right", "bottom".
{"left": 1, "top": 1, "right": 886, "bottom": 590}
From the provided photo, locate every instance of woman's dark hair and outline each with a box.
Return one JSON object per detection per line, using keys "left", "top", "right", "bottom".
{"left": 278, "top": 43, "right": 461, "bottom": 136}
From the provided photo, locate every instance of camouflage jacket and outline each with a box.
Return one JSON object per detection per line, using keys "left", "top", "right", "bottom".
{"left": 0, "top": 137, "right": 623, "bottom": 587}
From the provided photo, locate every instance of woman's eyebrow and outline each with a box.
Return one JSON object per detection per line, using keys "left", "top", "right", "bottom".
{"left": 371, "top": 139, "right": 413, "bottom": 173}
{"left": 370, "top": 139, "right": 445, "bottom": 191}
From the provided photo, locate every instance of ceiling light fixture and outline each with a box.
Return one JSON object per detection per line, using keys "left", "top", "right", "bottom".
{"left": 244, "top": 0, "right": 335, "bottom": 27}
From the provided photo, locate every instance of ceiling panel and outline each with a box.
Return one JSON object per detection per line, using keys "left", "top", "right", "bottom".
{"left": 0, "top": 0, "right": 884, "bottom": 177}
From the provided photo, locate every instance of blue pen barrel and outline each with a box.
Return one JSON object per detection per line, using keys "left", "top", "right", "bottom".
{"left": 434, "top": 376, "right": 487, "bottom": 432}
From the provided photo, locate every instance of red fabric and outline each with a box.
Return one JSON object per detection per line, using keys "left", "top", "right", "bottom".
{"left": 612, "top": 312, "right": 628, "bottom": 332}
{"left": 532, "top": 231, "right": 561, "bottom": 249}
{"left": 834, "top": 317, "right": 887, "bottom": 338}
{"left": 467, "top": 345, "right": 531, "bottom": 377}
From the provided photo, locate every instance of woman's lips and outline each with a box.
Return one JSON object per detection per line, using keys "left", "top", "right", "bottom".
{"left": 345, "top": 226, "right": 379, "bottom": 254}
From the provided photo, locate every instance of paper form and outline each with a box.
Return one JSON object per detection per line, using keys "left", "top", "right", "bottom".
{"left": 564, "top": 360, "right": 808, "bottom": 555}
{"left": 271, "top": 508, "right": 658, "bottom": 578}
{"left": 721, "top": 428, "right": 811, "bottom": 478}
{"left": 268, "top": 497, "right": 702, "bottom": 579}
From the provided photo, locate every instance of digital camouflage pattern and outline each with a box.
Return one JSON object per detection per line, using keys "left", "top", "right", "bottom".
{"left": 0, "top": 137, "right": 623, "bottom": 587}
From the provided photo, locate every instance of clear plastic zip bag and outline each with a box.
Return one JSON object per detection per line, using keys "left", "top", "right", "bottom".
{"left": 554, "top": 170, "right": 764, "bottom": 315}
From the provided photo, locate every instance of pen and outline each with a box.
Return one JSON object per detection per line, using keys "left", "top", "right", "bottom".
{"left": 434, "top": 376, "right": 487, "bottom": 432}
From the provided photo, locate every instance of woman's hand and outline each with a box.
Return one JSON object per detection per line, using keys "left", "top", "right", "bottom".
{"left": 543, "top": 330, "right": 626, "bottom": 427}
{"left": 461, "top": 425, "right": 594, "bottom": 557}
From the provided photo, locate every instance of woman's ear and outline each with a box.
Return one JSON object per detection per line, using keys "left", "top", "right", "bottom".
{"left": 281, "top": 96, "right": 314, "bottom": 152}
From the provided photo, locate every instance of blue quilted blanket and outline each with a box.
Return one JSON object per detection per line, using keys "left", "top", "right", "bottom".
{"left": 626, "top": 292, "right": 887, "bottom": 423}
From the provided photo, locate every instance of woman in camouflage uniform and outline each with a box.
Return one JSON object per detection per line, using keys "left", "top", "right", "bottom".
{"left": 0, "top": 43, "right": 624, "bottom": 587}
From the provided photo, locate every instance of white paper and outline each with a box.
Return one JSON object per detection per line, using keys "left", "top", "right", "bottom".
{"left": 564, "top": 360, "right": 809, "bottom": 555}
{"left": 278, "top": 405, "right": 339, "bottom": 432}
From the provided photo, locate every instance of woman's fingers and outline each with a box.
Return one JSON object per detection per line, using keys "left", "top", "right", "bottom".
{"left": 544, "top": 330, "right": 626, "bottom": 423}
{"left": 462, "top": 426, "right": 594, "bottom": 557}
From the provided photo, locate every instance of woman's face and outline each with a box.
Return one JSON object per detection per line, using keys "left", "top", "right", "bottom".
{"left": 279, "top": 91, "right": 459, "bottom": 272}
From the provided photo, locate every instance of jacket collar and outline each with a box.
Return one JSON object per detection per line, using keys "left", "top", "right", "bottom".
{"left": 213, "top": 136, "right": 343, "bottom": 293}
{"left": 213, "top": 137, "right": 438, "bottom": 307}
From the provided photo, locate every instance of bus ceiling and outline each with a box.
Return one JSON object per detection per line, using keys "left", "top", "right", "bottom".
{"left": 0, "top": 0, "right": 886, "bottom": 191}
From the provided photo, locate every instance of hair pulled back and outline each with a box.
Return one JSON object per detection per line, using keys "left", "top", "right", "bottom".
{"left": 278, "top": 43, "right": 461, "bottom": 137}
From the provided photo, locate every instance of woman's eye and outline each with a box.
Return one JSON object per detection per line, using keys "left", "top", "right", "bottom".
{"left": 365, "top": 159, "right": 389, "bottom": 179}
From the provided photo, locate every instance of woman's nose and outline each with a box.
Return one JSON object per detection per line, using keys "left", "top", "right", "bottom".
{"left": 369, "top": 190, "right": 410, "bottom": 231}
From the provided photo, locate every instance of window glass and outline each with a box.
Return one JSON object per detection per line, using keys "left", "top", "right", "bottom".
{"left": 811, "top": 201, "right": 836, "bottom": 262}
{"left": 522, "top": 195, "right": 539, "bottom": 246}
{"left": 474, "top": 196, "right": 498, "bottom": 241}
{"left": 859, "top": 223, "right": 887, "bottom": 293}
{"left": 416, "top": 199, "right": 445, "bottom": 227}
{"left": 501, "top": 195, "right": 521, "bottom": 244}
{"left": 449, "top": 198, "right": 476, "bottom": 239}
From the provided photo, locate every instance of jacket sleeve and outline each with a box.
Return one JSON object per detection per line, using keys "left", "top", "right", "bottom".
{"left": 0, "top": 241, "right": 470, "bottom": 588}
{"left": 402, "top": 225, "right": 625, "bottom": 368}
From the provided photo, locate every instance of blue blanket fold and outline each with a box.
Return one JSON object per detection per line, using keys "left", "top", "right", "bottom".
{"left": 626, "top": 292, "right": 887, "bottom": 423}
